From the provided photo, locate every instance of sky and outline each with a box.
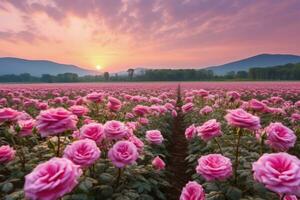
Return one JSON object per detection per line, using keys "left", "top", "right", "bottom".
{"left": 0, "top": 0, "right": 300, "bottom": 72}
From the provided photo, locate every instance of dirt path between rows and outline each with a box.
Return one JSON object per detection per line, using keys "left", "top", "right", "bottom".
{"left": 166, "top": 85, "right": 191, "bottom": 200}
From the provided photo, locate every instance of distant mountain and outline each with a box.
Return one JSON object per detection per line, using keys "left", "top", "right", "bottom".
{"left": 0, "top": 57, "right": 98, "bottom": 77}
{"left": 205, "top": 54, "right": 300, "bottom": 75}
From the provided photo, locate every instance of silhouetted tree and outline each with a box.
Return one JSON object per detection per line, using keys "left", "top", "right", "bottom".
{"left": 127, "top": 68, "right": 134, "bottom": 80}
{"left": 104, "top": 72, "right": 110, "bottom": 81}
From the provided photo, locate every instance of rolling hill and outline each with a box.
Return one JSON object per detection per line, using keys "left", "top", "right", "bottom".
{"left": 0, "top": 57, "right": 98, "bottom": 77}
{"left": 205, "top": 54, "right": 300, "bottom": 75}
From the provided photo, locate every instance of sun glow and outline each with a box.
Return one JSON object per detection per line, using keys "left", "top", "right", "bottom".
{"left": 96, "top": 65, "right": 102, "bottom": 71}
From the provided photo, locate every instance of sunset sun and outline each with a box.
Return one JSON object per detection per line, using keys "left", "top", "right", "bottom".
{"left": 96, "top": 65, "right": 102, "bottom": 71}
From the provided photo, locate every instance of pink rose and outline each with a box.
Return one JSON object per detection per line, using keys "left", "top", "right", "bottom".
{"left": 107, "top": 96, "right": 122, "bottom": 112}
{"left": 36, "top": 108, "right": 78, "bottom": 137}
{"left": 252, "top": 153, "right": 300, "bottom": 196}
{"left": 282, "top": 195, "right": 298, "bottom": 200}
{"left": 146, "top": 130, "right": 164, "bottom": 145}
{"left": 185, "top": 124, "right": 197, "bottom": 140}
{"left": 24, "top": 157, "right": 82, "bottom": 200}
{"left": 180, "top": 181, "right": 205, "bottom": 200}
{"left": 108, "top": 141, "right": 139, "bottom": 168}
{"left": 0, "top": 108, "right": 19, "bottom": 124}
{"left": 172, "top": 110, "right": 178, "bottom": 117}
{"left": 199, "top": 106, "right": 213, "bottom": 115}
{"left": 196, "top": 154, "right": 232, "bottom": 181}
{"left": 225, "top": 108, "right": 261, "bottom": 130}
{"left": 197, "top": 119, "right": 222, "bottom": 141}
{"left": 38, "top": 102, "right": 48, "bottom": 110}
{"left": 133, "top": 105, "right": 149, "bottom": 116}
{"left": 198, "top": 89, "right": 209, "bottom": 97}
{"left": 182, "top": 103, "right": 194, "bottom": 113}
{"left": 104, "top": 120, "right": 128, "bottom": 140}
{"left": 152, "top": 156, "right": 165, "bottom": 170}
{"left": 291, "top": 113, "right": 300, "bottom": 123}
{"left": 79, "top": 122, "right": 105, "bottom": 143}
{"left": 125, "top": 112, "right": 135, "bottom": 119}
{"left": 0, "top": 145, "right": 16, "bottom": 164}
{"left": 17, "top": 119, "right": 36, "bottom": 136}
{"left": 128, "top": 136, "right": 144, "bottom": 152}
{"left": 85, "top": 92, "right": 103, "bottom": 103}
{"left": 139, "top": 117, "right": 149, "bottom": 125}
{"left": 227, "top": 91, "right": 241, "bottom": 101}
{"left": 265, "top": 122, "right": 296, "bottom": 152}
{"left": 63, "top": 139, "right": 100, "bottom": 167}
{"left": 248, "top": 99, "right": 267, "bottom": 112}
{"left": 69, "top": 105, "right": 88, "bottom": 117}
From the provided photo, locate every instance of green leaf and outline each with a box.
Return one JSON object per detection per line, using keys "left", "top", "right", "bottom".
{"left": 1, "top": 182, "right": 14, "bottom": 193}
{"left": 99, "top": 173, "right": 114, "bottom": 184}
{"left": 98, "top": 185, "right": 113, "bottom": 197}
{"left": 70, "top": 194, "right": 89, "bottom": 200}
{"left": 79, "top": 178, "right": 93, "bottom": 193}
{"left": 225, "top": 186, "right": 242, "bottom": 200}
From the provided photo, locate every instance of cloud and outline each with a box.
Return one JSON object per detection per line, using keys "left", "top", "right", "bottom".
{"left": 1, "top": 0, "right": 300, "bottom": 70}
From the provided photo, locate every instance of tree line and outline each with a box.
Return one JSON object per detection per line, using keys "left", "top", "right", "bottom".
{"left": 0, "top": 63, "right": 299, "bottom": 83}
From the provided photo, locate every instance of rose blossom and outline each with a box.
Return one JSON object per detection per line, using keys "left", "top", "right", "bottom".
{"left": 199, "top": 106, "right": 213, "bottom": 115}
{"left": 265, "top": 122, "right": 296, "bottom": 152}
{"left": 185, "top": 124, "right": 197, "bottom": 140}
{"left": 197, "top": 119, "right": 222, "bottom": 141}
{"left": 24, "top": 157, "right": 82, "bottom": 200}
{"left": 146, "top": 130, "right": 164, "bottom": 145}
{"left": 85, "top": 92, "right": 103, "bottom": 103}
{"left": 104, "top": 120, "right": 128, "bottom": 140}
{"left": 225, "top": 108, "right": 261, "bottom": 130}
{"left": 182, "top": 103, "right": 194, "bottom": 113}
{"left": 196, "top": 154, "right": 232, "bottom": 181}
{"left": 107, "top": 96, "right": 122, "bottom": 112}
{"left": 79, "top": 122, "right": 105, "bottom": 143}
{"left": 281, "top": 195, "right": 298, "bottom": 200}
{"left": 17, "top": 119, "right": 36, "bottom": 136}
{"left": 36, "top": 108, "right": 78, "bottom": 137}
{"left": 139, "top": 117, "right": 149, "bottom": 125}
{"left": 227, "top": 91, "right": 241, "bottom": 101}
{"left": 63, "top": 139, "right": 100, "bottom": 167}
{"left": 291, "top": 113, "right": 300, "bottom": 123}
{"left": 69, "top": 105, "right": 88, "bottom": 117}
{"left": 152, "top": 156, "right": 165, "bottom": 170}
{"left": 172, "top": 110, "right": 178, "bottom": 117}
{"left": 133, "top": 105, "right": 149, "bottom": 116}
{"left": 108, "top": 141, "right": 139, "bottom": 168}
{"left": 249, "top": 99, "right": 267, "bottom": 112}
{"left": 0, "top": 145, "right": 16, "bottom": 164}
{"left": 252, "top": 153, "right": 300, "bottom": 196}
{"left": 180, "top": 181, "right": 205, "bottom": 200}
{"left": 0, "top": 108, "right": 19, "bottom": 124}
{"left": 128, "top": 135, "right": 144, "bottom": 152}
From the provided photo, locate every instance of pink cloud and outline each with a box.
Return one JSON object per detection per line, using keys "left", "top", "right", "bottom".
{"left": 0, "top": 0, "right": 300, "bottom": 71}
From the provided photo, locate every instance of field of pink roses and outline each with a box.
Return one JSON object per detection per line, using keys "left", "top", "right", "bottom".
{"left": 0, "top": 82, "right": 300, "bottom": 200}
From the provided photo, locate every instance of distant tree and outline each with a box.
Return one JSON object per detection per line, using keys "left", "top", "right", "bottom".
{"left": 225, "top": 71, "right": 236, "bottom": 79}
{"left": 41, "top": 74, "right": 54, "bottom": 82}
{"left": 236, "top": 71, "right": 248, "bottom": 79}
{"left": 127, "top": 68, "right": 134, "bottom": 80}
{"left": 104, "top": 72, "right": 110, "bottom": 81}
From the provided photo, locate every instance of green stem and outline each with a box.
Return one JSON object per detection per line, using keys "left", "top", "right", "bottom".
{"left": 234, "top": 128, "right": 242, "bottom": 185}
{"left": 10, "top": 135, "right": 26, "bottom": 171}
{"left": 115, "top": 168, "right": 122, "bottom": 187}
{"left": 56, "top": 134, "right": 61, "bottom": 157}
{"left": 214, "top": 138, "right": 223, "bottom": 155}
{"left": 260, "top": 135, "right": 265, "bottom": 156}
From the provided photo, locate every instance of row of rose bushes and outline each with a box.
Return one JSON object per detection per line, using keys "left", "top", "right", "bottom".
{"left": 180, "top": 89, "right": 300, "bottom": 200}
{"left": 0, "top": 88, "right": 178, "bottom": 200}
